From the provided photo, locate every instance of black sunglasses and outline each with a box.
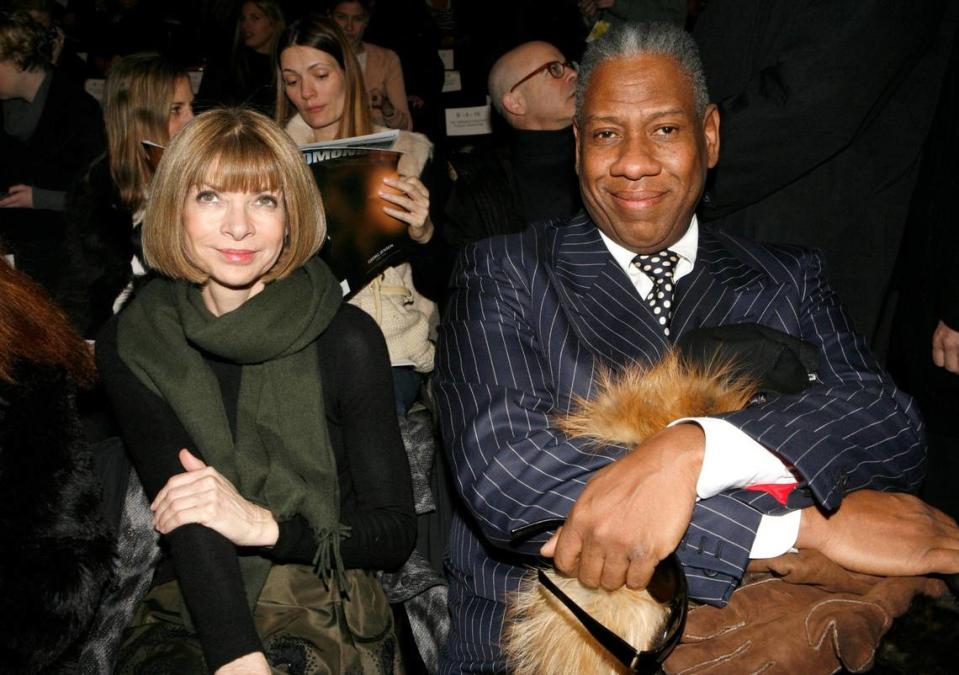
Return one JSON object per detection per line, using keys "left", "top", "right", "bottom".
{"left": 510, "top": 518, "right": 688, "bottom": 674}
{"left": 508, "top": 60, "right": 575, "bottom": 93}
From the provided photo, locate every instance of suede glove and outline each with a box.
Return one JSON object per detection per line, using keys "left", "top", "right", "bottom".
{"left": 664, "top": 550, "right": 945, "bottom": 674}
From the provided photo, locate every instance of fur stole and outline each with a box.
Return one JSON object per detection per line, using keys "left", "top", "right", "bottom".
{"left": 502, "top": 350, "right": 758, "bottom": 675}
{"left": 0, "top": 361, "right": 115, "bottom": 672}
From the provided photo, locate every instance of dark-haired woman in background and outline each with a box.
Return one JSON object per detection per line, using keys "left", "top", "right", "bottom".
{"left": 198, "top": 0, "right": 284, "bottom": 115}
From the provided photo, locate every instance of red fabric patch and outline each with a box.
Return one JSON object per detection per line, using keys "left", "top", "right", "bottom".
{"left": 744, "top": 482, "right": 797, "bottom": 506}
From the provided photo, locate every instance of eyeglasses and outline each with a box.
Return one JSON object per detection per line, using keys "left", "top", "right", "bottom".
{"left": 511, "top": 518, "right": 688, "bottom": 674}
{"left": 508, "top": 60, "right": 575, "bottom": 93}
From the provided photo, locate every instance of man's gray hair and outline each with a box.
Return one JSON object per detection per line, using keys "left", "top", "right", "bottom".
{"left": 575, "top": 22, "right": 710, "bottom": 125}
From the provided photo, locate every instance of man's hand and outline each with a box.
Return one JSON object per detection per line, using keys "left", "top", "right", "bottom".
{"left": 150, "top": 449, "right": 279, "bottom": 547}
{"left": 932, "top": 320, "right": 959, "bottom": 374}
{"left": 0, "top": 184, "right": 33, "bottom": 208}
{"left": 541, "top": 423, "right": 704, "bottom": 591}
{"left": 797, "top": 490, "right": 959, "bottom": 577}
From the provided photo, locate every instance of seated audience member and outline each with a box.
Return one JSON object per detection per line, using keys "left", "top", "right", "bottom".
{"left": 0, "top": 10, "right": 104, "bottom": 293}
{"left": 444, "top": 40, "right": 580, "bottom": 248}
{"left": 4, "top": 0, "right": 87, "bottom": 82}
{"left": 329, "top": 0, "right": 412, "bottom": 130}
{"left": 433, "top": 22, "right": 958, "bottom": 672}
{"left": 97, "top": 108, "right": 416, "bottom": 674}
{"left": 0, "top": 256, "right": 115, "bottom": 672}
{"left": 278, "top": 15, "right": 446, "bottom": 414}
{"left": 198, "top": 0, "right": 284, "bottom": 115}
{"left": 60, "top": 52, "right": 194, "bottom": 337}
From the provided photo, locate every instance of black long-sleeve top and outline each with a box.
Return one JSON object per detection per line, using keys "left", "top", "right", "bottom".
{"left": 96, "top": 303, "right": 416, "bottom": 671}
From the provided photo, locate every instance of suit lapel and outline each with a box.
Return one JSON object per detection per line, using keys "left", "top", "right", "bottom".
{"left": 546, "top": 214, "right": 669, "bottom": 369}
{"left": 671, "top": 227, "right": 776, "bottom": 339}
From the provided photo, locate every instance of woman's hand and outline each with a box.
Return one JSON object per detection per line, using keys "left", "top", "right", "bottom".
{"left": 380, "top": 176, "right": 434, "bottom": 243}
{"left": 0, "top": 184, "right": 34, "bottom": 208}
{"left": 215, "top": 651, "right": 271, "bottom": 675}
{"left": 151, "top": 449, "right": 279, "bottom": 547}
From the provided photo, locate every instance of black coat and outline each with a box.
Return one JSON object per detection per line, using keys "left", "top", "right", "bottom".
{"left": 58, "top": 156, "right": 138, "bottom": 338}
{"left": 0, "top": 362, "right": 115, "bottom": 672}
{"left": 694, "top": 0, "right": 958, "bottom": 341}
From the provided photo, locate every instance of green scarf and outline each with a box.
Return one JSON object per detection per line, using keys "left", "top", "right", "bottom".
{"left": 117, "top": 257, "right": 346, "bottom": 618}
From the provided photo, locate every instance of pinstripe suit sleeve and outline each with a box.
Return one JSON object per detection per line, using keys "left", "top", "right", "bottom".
{"left": 719, "top": 245, "right": 926, "bottom": 513}
{"left": 435, "top": 237, "right": 621, "bottom": 554}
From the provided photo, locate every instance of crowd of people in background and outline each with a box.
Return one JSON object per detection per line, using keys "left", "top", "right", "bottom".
{"left": 1, "top": 1, "right": 958, "bottom": 673}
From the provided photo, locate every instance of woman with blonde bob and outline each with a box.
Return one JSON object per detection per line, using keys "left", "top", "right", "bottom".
{"left": 96, "top": 107, "right": 415, "bottom": 675}
{"left": 277, "top": 15, "right": 447, "bottom": 415}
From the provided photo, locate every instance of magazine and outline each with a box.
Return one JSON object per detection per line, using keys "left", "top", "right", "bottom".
{"left": 300, "top": 130, "right": 409, "bottom": 298}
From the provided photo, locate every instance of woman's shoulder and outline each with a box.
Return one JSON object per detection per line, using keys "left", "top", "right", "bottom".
{"left": 362, "top": 42, "right": 401, "bottom": 66}
{"left": 318, "top": 303, "right": 389, "bottom": 364}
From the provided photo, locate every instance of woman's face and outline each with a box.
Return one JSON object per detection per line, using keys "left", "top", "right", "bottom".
{"left": 240, "top": 2, "right": 276, "bottom": 54}
{"left": 280, "top": 46, "right": 346, "bottom": 141}
{"left": 183, "top": 185, "right": 286, "bottom": 308}
{"left": 331, "top": 1, "right": 369, "bottom": 51}
{"left": 167, "top": 76, "right": 195, "bottom": 139}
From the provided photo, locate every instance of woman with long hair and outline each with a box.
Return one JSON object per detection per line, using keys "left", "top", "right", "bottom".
{"left": 61, "top": 52, "right": 194, "bottom": 336}
{"left": 277, "top": 15, "right": 448, "bottom": 415}
{"left": 198, "top": 0, "right": 285, "bottom": 115}
{"left": 97, "top": 107, "right": 415, "bottom": 674}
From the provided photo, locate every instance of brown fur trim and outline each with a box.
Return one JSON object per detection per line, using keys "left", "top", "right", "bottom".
{"left": 502, "top": 349, "right": 759, "bottom": 673}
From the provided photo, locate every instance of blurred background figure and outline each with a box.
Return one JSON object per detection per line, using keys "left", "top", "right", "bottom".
{"left": 59, "top": 52, "right": 194, "bottom": 338}
{"left": 329, "top": 0, "right": 412, "bottom": 130}
{"left": 198, "top": 0, "right": 284, "bottom": 115}
{"left": 0, "top": 9, "right": 104, "bottom": 294}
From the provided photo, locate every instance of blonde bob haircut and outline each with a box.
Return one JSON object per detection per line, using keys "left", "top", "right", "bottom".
{"left": 275, "top": 15, "right": 372, "bottom": 138}
{"left": 142, "top": 107, "right": 326, "bottom": 284}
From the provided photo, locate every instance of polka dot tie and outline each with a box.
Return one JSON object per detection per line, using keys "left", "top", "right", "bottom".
{"left": 634, "top": 249, "right": 680, "bottom": 336}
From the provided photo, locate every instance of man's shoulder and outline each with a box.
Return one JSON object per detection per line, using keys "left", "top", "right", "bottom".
{"left": 703, "top": 225, "right": 823, "bottom": 286}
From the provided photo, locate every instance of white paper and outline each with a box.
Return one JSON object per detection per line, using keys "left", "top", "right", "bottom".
{"left": 442, "top": 70, "right": 462, "bottom": 93}
{"left": 438, "top": 49, "right": 454, "bottom": 70}
{"left": 445, "top": 105, "right": 492, "bottom": 136}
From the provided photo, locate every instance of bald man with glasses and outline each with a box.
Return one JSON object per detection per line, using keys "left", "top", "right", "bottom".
{"left": 442, "top": 41, "right": 582, "bottom": 248}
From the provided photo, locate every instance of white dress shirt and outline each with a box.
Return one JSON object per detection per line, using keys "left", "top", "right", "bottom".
{"left": 598, "top": 217, "right": 801, "bottom": 557}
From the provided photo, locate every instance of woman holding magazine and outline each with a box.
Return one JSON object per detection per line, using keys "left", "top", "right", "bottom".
{"left": 276, "top": 15, "right": 448, "bottom": 415}
{"left": 97, "top": 107, "right": 415, "bottom": 674}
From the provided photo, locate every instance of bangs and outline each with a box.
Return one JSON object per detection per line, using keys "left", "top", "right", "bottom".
{"left": 191, "top": 132, "right": 285, "bottom": 194}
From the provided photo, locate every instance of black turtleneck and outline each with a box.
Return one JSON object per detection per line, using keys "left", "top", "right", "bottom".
{"left": 443, "top": 125, "right": 581, "bottom": 248}
{"left": 510, "top": 126, "right": 580, "bottom": 225}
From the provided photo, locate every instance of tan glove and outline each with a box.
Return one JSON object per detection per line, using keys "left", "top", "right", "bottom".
{"left": 664, "top": 550, "right": 945, "bottom": 675}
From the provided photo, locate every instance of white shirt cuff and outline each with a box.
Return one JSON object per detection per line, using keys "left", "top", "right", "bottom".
{"left": 671, "top": 417, "right": 796, "bottom": 499}
{"left": 750, "top": 510, "right": 802, "bottom": 558}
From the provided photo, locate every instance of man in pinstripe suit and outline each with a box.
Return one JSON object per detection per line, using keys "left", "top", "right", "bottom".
{"left": 434, "top": 23, "right": 945, "bottom": 673}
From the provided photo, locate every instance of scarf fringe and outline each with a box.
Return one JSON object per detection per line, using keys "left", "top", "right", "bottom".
{"left": 312, "top": 524, "right": 354, "bottom": 599}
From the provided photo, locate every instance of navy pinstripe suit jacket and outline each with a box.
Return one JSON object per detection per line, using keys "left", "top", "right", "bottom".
{"left": 434, "top": 213, "right": 924, "bottom": 672}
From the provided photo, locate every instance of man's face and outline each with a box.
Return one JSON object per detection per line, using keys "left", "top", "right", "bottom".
{"left": 575, "top": 54, "right": 718, "bottom": 254}
{"left": 512, "top": 43, "right": 577, "bottom": 129}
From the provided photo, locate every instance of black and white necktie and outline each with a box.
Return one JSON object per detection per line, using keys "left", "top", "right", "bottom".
{"left": 633, "top": 249, "right": 680, "bottom": 336}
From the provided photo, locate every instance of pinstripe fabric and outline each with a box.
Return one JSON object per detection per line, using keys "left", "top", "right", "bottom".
{"left": 433, "top": 213, "right": 925, "bottom": 673}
